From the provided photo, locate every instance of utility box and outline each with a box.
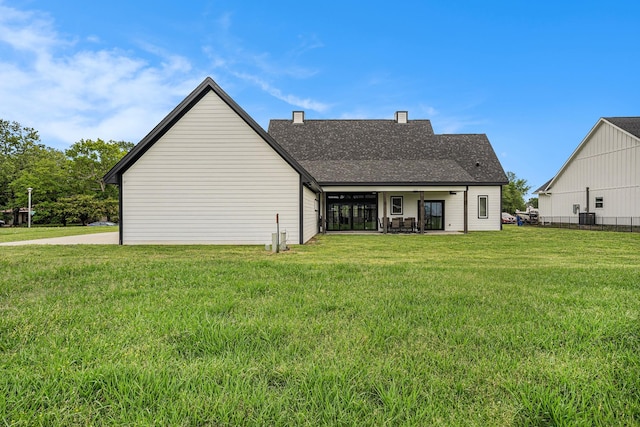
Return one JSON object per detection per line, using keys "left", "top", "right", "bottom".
{"left": 579, "top": 212, "right": 596, "bottom": 225}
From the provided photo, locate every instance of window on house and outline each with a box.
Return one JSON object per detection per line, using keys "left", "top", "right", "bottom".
{"left": 478, "top": 195, "right": 488, "bottom": 219}
{"left": 391, "top": 196, "right": 403, "bottom": 215}
{"left": 595, "top": 197, "right": 603, "bottom": 208}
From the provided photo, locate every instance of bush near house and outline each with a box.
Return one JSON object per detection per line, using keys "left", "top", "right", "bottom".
{"left": 1, "top": 228, "right": 638, "bottom": 425}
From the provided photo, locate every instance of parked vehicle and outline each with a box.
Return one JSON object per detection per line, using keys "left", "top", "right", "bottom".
{"left": 87, "top": 221, "right": 117, "bottom": 226}
{"left": 515, "top": 206, "right": 539, "bottom": 224}
{"left": 501, "top": 212, "right": 516, "bottom": 224}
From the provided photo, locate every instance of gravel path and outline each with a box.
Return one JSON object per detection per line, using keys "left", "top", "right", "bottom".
{"left": 0, "top": 232, "right": 119, "bottom": 246}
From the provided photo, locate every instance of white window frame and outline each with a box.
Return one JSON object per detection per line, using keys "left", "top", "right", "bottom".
{"left": 595, "top": 197, "right": 603, "bottom": 209}
{"left": 391, "top": 196, "right": 403, "bottom": 215}
{"left": 478, "top": 195, "right": 488, "bottom": 219}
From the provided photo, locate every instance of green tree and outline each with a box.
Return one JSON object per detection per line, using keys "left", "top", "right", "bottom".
{"left": 54, "top": 194, "right": 103, "bottom": 226}
{"left": 502, "top": 171, "right": 531, "bottom": 214}
{"left": 0, "top": 119, "right": 46, "bottom": 210}
{"left": 9, "top": 149, "right": 70, "bottom": 207}
{"left": 65, "top": 139, "right": 133, "bottom": 199}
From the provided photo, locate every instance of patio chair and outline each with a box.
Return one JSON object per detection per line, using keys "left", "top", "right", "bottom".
{"left": 391, "top": 217, "right": 402, "bottom": 232}
{"left": 403, "top": 217, "right": 415, "bottom": 232}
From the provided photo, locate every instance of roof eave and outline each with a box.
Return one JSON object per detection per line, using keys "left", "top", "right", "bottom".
{"left": 318, "top": 181, "right": 508, "bottom": 187}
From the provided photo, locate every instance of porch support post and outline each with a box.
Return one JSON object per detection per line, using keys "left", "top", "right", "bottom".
{"left": 464, "top": 186, "right": 469, "bottom": 234}
{"left": 419, "top": 191, "right": 425, "bottom": 234}
{"left": 322, "top": 192, "right": 327, "bottom": 234}
{"left": 382, "top": 192, "right": 388, "bottom": 234}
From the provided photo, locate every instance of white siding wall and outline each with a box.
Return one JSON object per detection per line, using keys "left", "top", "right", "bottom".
{"left": 467, "top": 186, "right": 502, "bottom": 231}
{"left": 122, "top": 91, "right": 300, "bottom": 244}
{"left": 444, "top": 192, "right": 464, "bottom": 231}
{"left": 538, "top": 194, "right": 552, "bottom": 219}
{"left": 544, "top": 122, "right": 640, "bottom": 218}
{"left": 302, "top": 186, "right": 319, "bottom": 243}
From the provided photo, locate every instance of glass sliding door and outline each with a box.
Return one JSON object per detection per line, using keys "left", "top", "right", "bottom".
{"left": 419, "top": 200, "right": 445, "bottom": 230}
{"left": 326, "top": 193, "right": 378, "bottom": 231}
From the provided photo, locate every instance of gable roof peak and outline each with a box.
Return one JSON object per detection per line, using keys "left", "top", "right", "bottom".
{"left": 602, "top": 117, "right": 640, "bottom": 139}
{"left": 104, "top": 76, "right": 319, "bottom": 189}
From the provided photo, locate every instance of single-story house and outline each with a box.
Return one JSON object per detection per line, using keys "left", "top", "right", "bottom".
{"left": 104, "top": 77, "right": 507, "bottom": 245}
{"left": 1, "top": 208, "right": 30, "bottom": 226}
{"left": 535, "top": 117, "right": 640, "bottom": 224}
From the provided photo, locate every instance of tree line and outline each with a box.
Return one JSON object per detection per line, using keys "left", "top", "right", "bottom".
{"left": 1, "top": 119, "right": 133, "bottom": 226}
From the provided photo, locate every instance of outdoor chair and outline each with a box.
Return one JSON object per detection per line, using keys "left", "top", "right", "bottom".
{"left": 391, "top": 217, "right": 402, "bottom": 232}
{"left": 402, "top": 217, "right": 415, "bottom": 232}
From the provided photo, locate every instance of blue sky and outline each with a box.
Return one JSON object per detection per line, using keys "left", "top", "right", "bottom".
{"left": 1, "top": 0, "right": 639, "bottom": 193}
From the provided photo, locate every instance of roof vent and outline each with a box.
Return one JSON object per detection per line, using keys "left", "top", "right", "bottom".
{"left": 293, "top": 111, "right": 304, "bottom": 124}
{"left": 395, "top": 111, "right": 408, "bottom": 124}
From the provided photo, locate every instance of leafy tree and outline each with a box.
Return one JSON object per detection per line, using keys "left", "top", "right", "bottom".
{"left": 66, "top": 139, "right": 133, "bottom": 198}
{"left": 0, "top": 119, "right": 46, "bottom": 210}
{"left": 54, "top": 194, "right": 102, "bottom": 226}
{"left": 502, "top": 171, "right": 531, "bottom": 214}
{"left": 8, "top": 149, "right": 70, "bottom": 207}
{"left": 527, "top": 197, "right": 539, "bottom": 208}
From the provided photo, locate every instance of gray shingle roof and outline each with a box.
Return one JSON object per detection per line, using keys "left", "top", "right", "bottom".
{"left": 268, "top": 119, "right": 507, "bottom": 185}
{"left": 534, "top": 178, "right": 553, "bottom": 194}
{"left": 604, "top": 117, "right": 640, "bottom": 139}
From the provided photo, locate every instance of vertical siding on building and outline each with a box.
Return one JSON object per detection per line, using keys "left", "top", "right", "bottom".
{"left": 545, "top": 122, "right": 640, "bottom": 218}
{"left": 122, "top": 91, "right": 300, "bottom": 244}
{"left": 302, "top": 186, "right": 319, "bottom": 243}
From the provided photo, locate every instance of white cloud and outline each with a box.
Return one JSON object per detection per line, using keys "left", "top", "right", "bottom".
{"left": 202, "top": 13, "right": 327, "bottom": 111}
{"left": 0, "top": 3, "right": 329, "bottom": 147}
{"left": 0, "top": 2, "right": 198, "bottom": 148}
{"left": 232, "top": 72, "right": 329, "bottom": 113}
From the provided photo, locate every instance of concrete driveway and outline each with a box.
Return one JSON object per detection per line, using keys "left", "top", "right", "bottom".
{"left": 0, "top": 232, "right": 119, "bottom": 246}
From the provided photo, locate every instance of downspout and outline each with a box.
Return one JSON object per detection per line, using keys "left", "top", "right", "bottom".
{"left": 464, "top": 186, "right": 468, "bottom": 234}
{"left": 118, "top": 174, "right": 123, "bottom": 245}
{"left": 585, "top": 187, "right": 590, "bottom": 213}
{"left": 299, "top": 176, "right": 304, "bottom": 244}
{"left": 500, "top": 184, "right": 503, "bottom": 230}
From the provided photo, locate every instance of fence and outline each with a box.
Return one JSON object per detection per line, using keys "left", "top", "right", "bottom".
{"left": 539, "top": 216, "right": 640, "bottom": 233}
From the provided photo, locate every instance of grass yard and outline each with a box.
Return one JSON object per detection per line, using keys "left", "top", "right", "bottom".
{"left": 1, "top": 227, "right": 639, "bottom": 426}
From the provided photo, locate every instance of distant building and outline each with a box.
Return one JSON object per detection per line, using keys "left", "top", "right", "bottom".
{"left": 1, "top": 208, "right": 30, "bottom": 226}
{"left": 536, "top": 117, "right": 640, "bottom": 224}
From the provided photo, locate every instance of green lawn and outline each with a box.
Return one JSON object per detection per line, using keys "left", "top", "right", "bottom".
{"left": 0, "top": 225, "right": 117, "bottom": 243}
{"left": 1, "top": 227, "right": 639, "bottom": 426}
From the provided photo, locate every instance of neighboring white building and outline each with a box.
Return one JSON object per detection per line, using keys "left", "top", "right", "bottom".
{"left": 105, "top": 77, "right": 507, "bottom": 245}
{"left": 536, "top": 117, "right": 640, "bottom": 225}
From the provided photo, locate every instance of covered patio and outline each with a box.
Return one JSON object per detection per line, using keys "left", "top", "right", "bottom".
{"left": 321, "top": 186, "right": 471, "bottom": 234}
